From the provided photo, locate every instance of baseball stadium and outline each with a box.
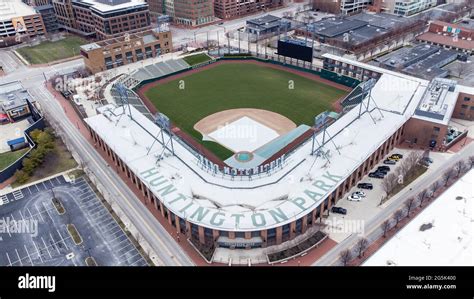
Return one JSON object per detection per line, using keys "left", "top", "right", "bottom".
{"left": 83, "top": 53, "right": 471, "bottom": 264}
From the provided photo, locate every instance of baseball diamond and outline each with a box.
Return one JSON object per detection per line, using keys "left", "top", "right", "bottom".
{"left": 139, "top": 62, "right": 349, "bottom": 160}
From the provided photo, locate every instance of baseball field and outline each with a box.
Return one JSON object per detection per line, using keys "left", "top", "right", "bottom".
{"left": 142, "top": 62, "right": 349, "bottom": 160}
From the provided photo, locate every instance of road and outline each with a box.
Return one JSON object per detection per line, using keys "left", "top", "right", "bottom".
{"left": 313, "top": 142, "right": 474, "bottom": 266}
{"left": 0, "top": 54, "right": 195, "bottom": 266}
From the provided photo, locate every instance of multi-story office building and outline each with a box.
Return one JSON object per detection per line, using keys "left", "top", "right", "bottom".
{"left": 72, "top": 0, "right": 151, "bottom": 40}
{"left": 214, "top": 0, "right": 283, "bottom": 20}
{"left": 0, "top": 0, "right": 46, "bottom": 45}
{"left": 148, "top": 0, "right": 214, "bottom": 26}
{"left": 369, "top": 0, "right": 437, "bottom": 15}
{"left": 417, "top": 20, "right": 474, "bottom": 54}
{"left": 313, "top": 0, "right": 372, "bottom": 15}
{"left": 80, "top": 28, "right": 172, "bottom": 73}
{"left": 23, "top": 0, "right": 59, "bottom": 32}
{"left": 52, "top": 0, "right": 77, "bottom": 32}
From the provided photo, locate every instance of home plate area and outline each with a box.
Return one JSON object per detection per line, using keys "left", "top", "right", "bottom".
{"left": 206, "top": 116, "right": 279, "bottom": 153}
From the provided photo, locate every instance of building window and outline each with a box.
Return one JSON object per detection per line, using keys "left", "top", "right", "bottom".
{"left": 461, "top": 104, "right": 468, "bottom": 109}
{"left": 464, "top": 97, "right": 470, "bottom": 101}
{"left": 433, "top": 127, "right": 440, "bottom": 132}
{"left": 235, "top": 231, "right": 245, "bottom": 238}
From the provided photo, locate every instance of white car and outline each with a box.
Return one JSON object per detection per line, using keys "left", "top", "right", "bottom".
{"left": 353, "top": 191, "right": 366, "bottom": 198}
{"left": 347, "top": 194, "right": 361, "bottom": 201}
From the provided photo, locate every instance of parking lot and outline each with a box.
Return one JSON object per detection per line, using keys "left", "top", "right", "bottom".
{"left": 0, "top": 174, "right": 148, "bottom": 266}
{"left": 322, "top": 147, "right": 451, "bottom": 242}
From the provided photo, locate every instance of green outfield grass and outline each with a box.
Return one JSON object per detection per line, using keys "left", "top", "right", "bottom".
{"left": 144, "top": 63, "right": 348, "bottom": 160}
{"left": 16, "top": 36, "right": 87, "bottom": 64}
{"left": 182, "top": 53, "right": 212, "bottom": 66}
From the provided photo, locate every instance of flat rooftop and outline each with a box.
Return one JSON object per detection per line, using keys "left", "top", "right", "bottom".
{"left": 0, "top": 0, "right": 37, "bottom": 20}
{"left": 0, "top": 81, "right": 34, "bottom": 111}
{"left": 73, "top": 0, "right": 147, "bottom": 13}
{"left": 413, "top": 78, "right": 458, "bottom": 125}
{"left": 85, "top": 66, "right": 428, "bottom": 231}
{"left": 247, "top": 14, "right": 280, "bottom": 26}
{"left": 364, "top": 170, "right": 473, "bottom": 266}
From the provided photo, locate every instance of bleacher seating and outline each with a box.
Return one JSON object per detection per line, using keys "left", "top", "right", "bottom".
{"left": 130, "top": 58, "right": 190, "bottom": 83}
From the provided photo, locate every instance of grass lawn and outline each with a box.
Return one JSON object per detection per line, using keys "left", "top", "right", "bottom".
{"left": 0, "top": 148, "right": 29, "bottom": 171}
{"left": 16, "top": 36, "right": 87, "bottom": 64}
{"left": 144, "top": 63, "right": 348, "bottom": 159}
{"left": 182, "top": 53, "right": 212, "bottom": 66}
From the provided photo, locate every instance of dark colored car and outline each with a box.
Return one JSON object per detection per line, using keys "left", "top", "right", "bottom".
{"left": 369, "top": 172, "right": 384, "bottom": 179}
{"left": 357, "top": 183, "right": 373, "bottom": 190}
{"left": 377, "top": 166, "right": 390, "bottom": 171}
{"left": 331, "top": 206, "right": 347, "bottom": 215}
{"left": 383, "top": 160, "right": 396, "bottom": 165}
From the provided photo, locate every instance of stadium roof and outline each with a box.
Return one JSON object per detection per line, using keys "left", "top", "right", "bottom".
{"left": 85, "top": 62, "right": 430, "bottom": 231}
{"left": 363, "top": 170, "right": 473, "bottom": 266}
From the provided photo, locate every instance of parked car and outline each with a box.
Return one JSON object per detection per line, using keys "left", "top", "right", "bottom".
{"left": 369, "top": 172, "right": 384, "bottom": 179}
{"left": 375, "top": 169, "right": 388, "bottom": 175}
{"left": 391, "top": 153, "right": 403, "bottom": 159}
{"left": 387, "top": 156, "right": 400, "bottom": 161}
{"left": 331, "top": 206, "right": 347, "bottom": 215}
{"left": 348, "top": 194, "right": 361, "bottom": 201}
{"left": 377, "top": 166, "right": 390, "bottom": 171}
{"left": 383, "top": 160, "right": 396, "bottom": 165}
{"left": 353, "top": 191, "right": 366, "bottom": 198}
{"left": 357, "top": 183, "right": 373, "bottom": 190}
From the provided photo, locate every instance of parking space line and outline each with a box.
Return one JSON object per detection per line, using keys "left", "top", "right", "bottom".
{"left": 122, "top": 251, "right": 140, "bottom": 261}
{"left": 110, "top": 233, "right": 129, "bottom": 245}
{"left": 41, "top": 237, "right": 53, "bottom": 259}
{"left": 34, "top": 204, "right": 45, "bottom": 222}
{"left": 41, "top": 202, "right": 54, "bottom": 222}
{"left": 108, "top": 233, "right": 127, "bottom": 243}
{"left": 15, "top": 249, "right": 23, "bottom": 266}
{"left": 118, "top": 247, "right": 135, "bottom": 258}
{"left": 26, "top": 187, "right": 32, "bottom": 196}
{"left": 79, "top": 192, "right": 94, "bottom": 200}
{"left": 34, "top": 184, "right": 40, "bottom": 192}
{"left": 116, "top": 242, "right": 133, "bottom": 252}
{"left": 86, "top": 204, "right": 103, "bottom": 214}
{"left": 24, "top": 245, "right": 34, "bottom": 265}
{"left": 93, "top": 214, "right": 111, "bottom": 223}
{"left": 49, "top": 233, "right": 61, "bottom": 254}
{"left": 103, "top": 225, "right": 121, "bottom": 235}
{"left": 5, "top": 252, "right": 12, "bottom": 266}
{"left": 33, "top": 241, "right": 44, "bottom": 264}
{"left": 25, "top": 207, "right": 34, "bottom": 221}
{"left": 2, "top": 216, "right": 12, "bottom": 237}
{"left": 56, "top": 229, "right": 70, "bottom": 251}
{"left": 42, "top": 182, "right": 47, "bottom": 190}
{"left": 19, "top": 210, "right": 25, "bottom": 222}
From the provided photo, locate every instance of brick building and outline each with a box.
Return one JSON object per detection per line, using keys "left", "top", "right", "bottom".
{"left": 80, "top": 28, "right": 172, "bottom": 73}
{"left": 214, "top": 0, "right": 283, "bottom": 20}
{"left": 0, "top": 0, "right": 46, "bottom": 45}
{"left": 417, "top": 20, "right": 474, "bottom": 54}
{"left": 71, "top": 0, "right": 151, "bottom": 40}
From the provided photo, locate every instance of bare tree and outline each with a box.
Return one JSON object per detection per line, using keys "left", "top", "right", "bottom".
{"left": 430, "top": 181, "right": 440, "bottom": 196}
{"left": 393, "top": 209, "right": 405, "bottom": 227}
{"left": 418, "top": 189, "right": 428, "bottom": 207}
{"left": 381, "top": 219, "right": 391, "bottom": 238}
{"left": 468, "top": 156, "right": 474, "bottom": 169}
{"left": 442, "top": 168, "right": 454, "bottom": 186}
{"left": 381, "top": 173, "right": 397, "bottom": 195}
{"left": 355, "top": 238, "right": 369, "bottom": 258}
{"left": 454, "top": 160, "right": 466, "bottom": 177}
{"left": 404, "top": 197, "right": 416, "bottom": 217}
{"left": 339, "top": 249, "right": 352, "bottom": 266}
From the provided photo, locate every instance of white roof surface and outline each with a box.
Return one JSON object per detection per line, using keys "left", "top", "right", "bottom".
{"left": 78, "top": 0, "right": 147, "bottom": 13}
{"left": 364, "top": 170, "right": 474, "bottom": 266}
{"left": 85, "top": 68, "right": 430, "bottom": 231}
{"left": 0, "top": 0, "right": 36, "bottom": 21}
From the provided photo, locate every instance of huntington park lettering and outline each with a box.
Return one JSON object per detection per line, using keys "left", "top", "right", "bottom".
{"left": 140, "top": 167, "right": 343, "bottom": 229}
